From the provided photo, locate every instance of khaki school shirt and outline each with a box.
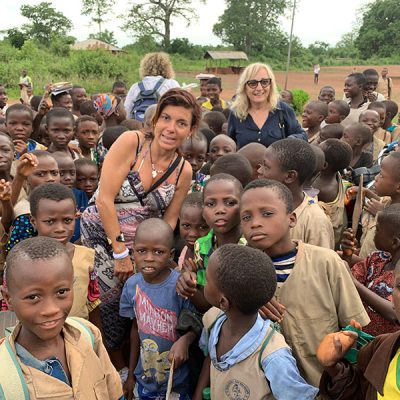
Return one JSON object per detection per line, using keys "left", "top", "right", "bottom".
{"left": 341, "top": 101, "right": 370, "bottom": 128}
{"left": 318, "top": 173, "right": 347, "bottom": 249}
{"left": 290, "top": 194, "right": 335, "bottom": 249}
{"left": 7, "top": 319, "right": 123, "bottom": 399}
{"left": 275, "top": 241, "right": 370, "bottom": 387}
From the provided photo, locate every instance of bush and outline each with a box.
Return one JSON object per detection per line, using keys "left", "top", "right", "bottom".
{"left": 291, "top": 89, "right": 310, "bottom": 114}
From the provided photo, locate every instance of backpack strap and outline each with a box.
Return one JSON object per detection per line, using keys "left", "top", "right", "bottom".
{"left": 0, "top": 337, "right": 30, "bottom": 400}
{"left": 153, "top": 78, "right": 165, "bottom": 94}
{"left": 66, "top": 317, "right": 95, "bottom": 348}
{"left": 138, "top": 80, "right": 146, "bottom": 92}
{"left": 258, "top": 324, "right": 277, "bottom": 369}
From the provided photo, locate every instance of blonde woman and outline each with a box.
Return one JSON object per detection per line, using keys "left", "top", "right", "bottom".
{"left": 228, "top": 63, "right": 306, "bottom": 148}
{"left": 125, "top": 52, "right": 180, "bottom": 119}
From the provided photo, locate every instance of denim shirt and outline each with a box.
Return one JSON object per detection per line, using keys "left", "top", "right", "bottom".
{"left": 228, "top": 100, "right": 307, "bottom": 148}
{"left": 15, "top": 343, "right": 71, "bottom": 385}
{"left": 200, "top": 313, "right": 319, "bottom": 400}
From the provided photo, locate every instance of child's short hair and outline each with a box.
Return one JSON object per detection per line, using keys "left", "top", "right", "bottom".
{"left": 0, "top": 132, "right": 14, "bottom": 148}
{"left": 310, "top": 145, "right": 325, "bottom": 178}
{"left": 346, "top": 123, "right": 372, "bottom": 146}
{"left": 214, "top": 244, "right": 277, "bottom": 314}
{"left": 5, "top": 104, "right": 33, "bottom": 121}
{"left": 204, "top": 173, "right": 243, "bottom": 195}
{"left": 319, "top": 85, "right": 335, "bottom": 95}
{"left": 243, "top": 178, "right": 294, "bottom": 213}
{"left": 180, "top": 192, "right": 203, "bottom": 214}
{"left": 320, "top": 123, "right": 344, "bottom": 140}
{"left": 30, "top": 96, "right": 42, "bottom": 112}
{"left": 270, "top": 138, "right": 316, "bottom": 185}
{"left": 222, "top": 107, "right": 231, "bottom": 120}
{"left": 75, "top": 157, "right": 98, "bottom": 171}
{"left": 363, "top": 68, "right": 379, "bottom": 78}
{"left": 50, "top": 92, "right": 70, "bottom": 105}
{"left": 237, "top": 142, "right": 266, "bottom": 166}
{"left": 112, "top": 80, "right": 126, "bottom": 91}
{"left": 347, "top": 72, "right": 366, "bottom": 86}
{"left": 135, "top": 217, "right": 174, "bottom": 248}
{"left": 120, "top": 119, "right": 143, "bottom": 131}
{"left": 181, "top": 131, "right": 208, "bottom": 151}
{"left": 210, "top": 153, "right": 252, "bottom": 187}
{"left": 383, "top": 100, "right": 398, "bottom": 118}
{"left": 46, "top": 107, "right": 74, "bottom": 126}
{"left": 203, "top": 111, "right": 226, "bottom": 135}
{"left": 102, "top": 126, "right": 129, "bottom": 150}
{"left": 30, "top": 183, "right": 76, "bottom": 217}
{"left": 75, "top": 115, "right": 98, "bottom": 130}
{"left": 378, "top": 203, "right": 400, "bottom": 234}
{"left": 329, "top": 100, "right": 350, "bottom": 117}
{"left": 320, "top": 139, "right": 352, "bottom": 171}
{"left": 306, "top": 100, "right": 328, "bottom": 118}
{"left": 199, "top": 127, "right": 216, "bottom": 151}
{"left": 368, "top": 101, "right": 386, "bottom": 114}
{"left": 31, "top": 149, "right": 56, "bottom": 161}
{"left": 6, "top": 236, "right": 69, "bottom": 288}
{"left": 207, "top": 77, "right": 222, "bottom": 89}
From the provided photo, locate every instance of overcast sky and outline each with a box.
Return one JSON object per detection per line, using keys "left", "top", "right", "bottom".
{"left": 2, "top": 0, "right": 369, "bottom": 47}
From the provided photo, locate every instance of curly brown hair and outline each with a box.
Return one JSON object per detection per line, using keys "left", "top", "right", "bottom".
{"left": 139, "top": 52, "right": 175, "bottom": 79}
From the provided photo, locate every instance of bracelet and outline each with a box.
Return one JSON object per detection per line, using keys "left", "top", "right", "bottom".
{"left": 113, "top": 248, "right": 130, "bottom": 260}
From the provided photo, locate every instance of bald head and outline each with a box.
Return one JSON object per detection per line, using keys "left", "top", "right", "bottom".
{"left": 135, "top": 218, "right": 174, "bottom": 249}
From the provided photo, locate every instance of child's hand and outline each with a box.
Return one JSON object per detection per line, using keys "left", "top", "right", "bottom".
{"left": 38, "top": 100, "right": 50, "bottom": 116}
{"left": 259, "top": 298, "right": 285, "bottom": 323}
{"left": 339, "top": 228, "right": 358, "bottom": 256}
{"left": 13, "top": 140, "right": 27, "bottom": 156}
{"left": 364, "top": 198, "right": 384, "bottom": 216}
{"left": 317, "top": 330, "right": 358, "bottom": 368}
{"left": 68, "top": 142, "right": 82, "bottom": 155}
{"left": 0, "top": 180, "right": 12, "bottom": 202}
{"left": 176, "top": 261, "right": 197, "bottom": 299}
{"left": 16, "top": 153, "right": 38, "bottom": 177}
{"left": 123, "top": 374, "right": 136, "bottom": 400}
{"left": 169, "top": 336, "right": 190, "bottom": 370}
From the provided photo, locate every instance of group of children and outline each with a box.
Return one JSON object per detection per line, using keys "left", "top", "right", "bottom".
{"left": 0, "top": 66, "right": 399, "bottom": 400}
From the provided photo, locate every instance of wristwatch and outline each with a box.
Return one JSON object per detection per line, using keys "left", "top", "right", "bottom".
{"left": 107, "top": 233, "right": 125, "bottom": 245}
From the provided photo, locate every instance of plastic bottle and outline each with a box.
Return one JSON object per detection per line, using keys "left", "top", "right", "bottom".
{"left": 202, "top": 387, "right": 211, "bottom": 399}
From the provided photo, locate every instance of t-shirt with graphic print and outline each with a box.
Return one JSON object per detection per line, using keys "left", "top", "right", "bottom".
{"left": 120, "top": 268, "right": 195, "bottom": 395}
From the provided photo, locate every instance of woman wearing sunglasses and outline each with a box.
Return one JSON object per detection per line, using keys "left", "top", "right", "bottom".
{"left": 228, "top": 62, "right": 307, "bottom": 148}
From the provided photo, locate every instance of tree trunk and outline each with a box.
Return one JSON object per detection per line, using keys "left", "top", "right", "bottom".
{"left": 163, "top": 15, "right": 171, "bottom": 48}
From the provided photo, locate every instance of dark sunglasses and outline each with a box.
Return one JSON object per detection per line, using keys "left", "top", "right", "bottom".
{"left": 246, "top": 78, "right": 272, "bottom": 89}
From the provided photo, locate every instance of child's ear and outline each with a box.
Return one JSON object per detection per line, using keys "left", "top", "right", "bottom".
{"left": 219, "top": 295, "right": 230, "bottom": 313}
{"left": 318, "top": 115, "right": 325, "bottom": 123}
{"left": 322, "top": 161, "right": 329, "bottom": 171}
{"left": 285, "top": 170, "right": 298, "bottom": 185}
{"left": 170, "top": 248, "right": 175, "bottom": 260}
{"left": 392, "top": 235, "right": 400, "bottom": 252}
{"left": 44, "top": 124, "right": 48, "bottom": 132}
{"left": 339, "top": 115, "right": 346, "bottom": 122}
{"left": 1, "top": 287, "right": 13, "bottom": 311}
{"left": 30, "top": 215, "right": 37, "bottom": 230}
{"left": 289, "top": 212, "right": 297, "bottom": 229}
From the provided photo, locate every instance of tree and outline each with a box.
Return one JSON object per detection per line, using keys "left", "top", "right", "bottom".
{"left": 20, "top": 2, "right": 73, "bottom": 45}
{"left": 122, "top": 0, "right": 204, "bottom": 48}
{"left": 355, "top": 0, "right": 400, "bottom": 58}
{"left": 82, "top": 0, "right": 115, "bottom": 34}
{"left": 88, "top": 29, "right": 118, "bottom": 45}
{"left": 213, "top": 0, "right": 288, "bottom": 55}
{"left": 3, "top": 28, "right": 28, "bottom": 49}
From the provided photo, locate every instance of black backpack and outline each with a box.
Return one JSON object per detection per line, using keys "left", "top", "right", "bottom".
{"left": 131, "top": 78, "right": 165, "bottom": 122}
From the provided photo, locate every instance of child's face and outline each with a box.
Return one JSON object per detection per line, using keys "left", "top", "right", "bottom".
{"left": 181, "top": 140, "right": 207, "bottom": 174}
{"left": 360, "top": 110, "right": 380, "bottom": 134}
{"left": 56, "top": 157, "right": 76, "bottom": 188}
{"left": 209, "top": 136, "right": 235, "bottom": 164}
{"left": 3, "top": 256, "right": 74, "bottom": 344}
{"left": 0, "top": 135, "right": 14, "bottom": 172}
{"left": 221, "top": 122, "right": 228, "bottom": 135}
{"left": 47, "top": 118, "right": 74, "bottom": 150}
{"left": 370, "top": 107, "right": 385, "bottom": 127}
{"left": 112, "top": 86, "right": 127, "bottom": 98}
{"left": 179, "top": 206, "right": 209, "bottom": 250}
{"left": 318, "top": 88, "right": 335, "bottom": 104}
{"left": 133, "top": 231, "right": 173, "bottom": 284}
{"left": 76, "top": 164, "right": 99, "bottom": 198}
{"left": 341, "top": 128, "right": 360, "bottom": 149}
{"left": 344, "top": 77, "right": 361, "bottom": 98}
{"left": 373, "top": 215, "right": 393, "bottom": 253}
{"left": 374, "top": 155, "right": 400, "bottom": 197}
{"left": 31, "top": 198, "right": 76, "bottom": 244}
{"left": 6, "top": 110, "right": 33, "bottom": 142}
{"left": 71, "top": 88, "right": 87, "bottom": 109}
{"left": 27, "top": 156, "right": 60, "bottom": 190}
{"left": 258, "top": 148, "right": 287, "bottom": 183}
{"left": 325, "top": 104, "right": 342, "bottom": 124}
{"left": 76, "top": 120, "right": 100, "bottom": 150}
{"left": 206, "top": 84, "right": 222, "bottom": 102}
{"left": 364, "top": 74, "right": 379, "bottom": 94}
{"left": 302, "top": 104, "right": 323, "bottom": 129}
{"left": 200, "top": 80, "right": 209, "bottom": 97}
{"left": 240, "top": 187, "right": 296, "bottom": 254}
{"left": 56, "top": 94, "right": 73, "bottom": 112}
{"left": 202, "top": 180, "right": 241, "bottom": 235}
{"left": 0, "top": 87, "right": 7, "bottom": 108}
{"left": 204, "top": 253, "right": 222, "bottom": 308}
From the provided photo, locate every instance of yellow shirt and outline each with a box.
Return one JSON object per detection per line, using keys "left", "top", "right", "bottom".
{"left": 202, "top": 99, "right": 227, "bottom": 110}
{"left": 378, "top": 347, "right": 400, "bottom": 399}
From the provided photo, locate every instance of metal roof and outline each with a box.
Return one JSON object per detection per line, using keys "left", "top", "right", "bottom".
{"left": 204, "top": 51, "right": 248, "bottom": 60}
{"left": 71, "top": 39, "right": 124, "bottom": 52}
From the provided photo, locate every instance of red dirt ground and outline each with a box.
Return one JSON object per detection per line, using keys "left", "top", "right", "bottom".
{"left": 180, "top": 65, "right": 400, "bottom": 104}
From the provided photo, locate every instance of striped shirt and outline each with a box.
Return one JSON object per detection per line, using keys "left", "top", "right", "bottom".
{"left": 271, "top": 247, "right": 298, "bottom": 289}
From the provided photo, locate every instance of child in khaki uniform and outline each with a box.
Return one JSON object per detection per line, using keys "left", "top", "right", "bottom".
{"left": 0, "top": 237, "right": 123, "bottom": 399}
{"left": 301, "top": 100, "right": 328, "bottom": 144}
{"left": 368, "top": 101, "right": 392, "bottom": 144}
{"left": 359, "top": 110, "right": 386, "bottom": 162}
{"left": 193, "top": 244, "right": 318, "bottom": 399}
{"left": 258, "top": 138, "right": 335, "bottom": 249}
{"left": 240, "top": 179, "right": 369, "bottom": 386}
{"left": 315, "top": 139, "right": 353, "bottom": 248}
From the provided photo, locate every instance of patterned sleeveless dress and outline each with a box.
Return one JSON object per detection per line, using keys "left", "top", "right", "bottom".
{"left": 81, "top": 138, "right": 184, "bottom": 350}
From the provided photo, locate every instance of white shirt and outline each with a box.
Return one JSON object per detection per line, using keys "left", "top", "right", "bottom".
{"left": 124, "top": 75, "right": 180, "bottom": 118}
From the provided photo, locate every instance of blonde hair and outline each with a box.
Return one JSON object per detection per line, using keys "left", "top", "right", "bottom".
{"left": 139, "top": 52, "right": 175, "bottom": 79}
{"left": 231, "top": 63, "right": 279, "bottom": 121}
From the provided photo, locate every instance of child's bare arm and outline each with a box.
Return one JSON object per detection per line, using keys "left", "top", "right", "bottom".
{"left": 169, "top": 330, "right": 197, "bottom": 370}
{"left": 124, "top": 320, "right": 140, "bottom": 400}
{"left": 192, "top": 356, "right": 211, "bottom": 400}
{"left": 0, "top": 180, "right": 13, "bottom": 232}
{"left": 11, "top": 154, "right": 38, "bottom": 205}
